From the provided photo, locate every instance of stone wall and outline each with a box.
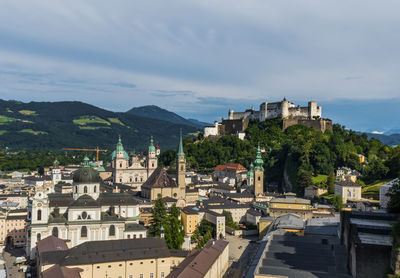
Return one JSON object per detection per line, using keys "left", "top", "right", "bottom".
{"left": 282, "top": 118, "right": 333, "bottom": 132}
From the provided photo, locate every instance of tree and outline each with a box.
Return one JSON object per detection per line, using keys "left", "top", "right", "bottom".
{"left": 296, "top": 170, "right": 313, "bottom": 196}
{"left": 149, "top": 197, "right": 167, "bottom": 237}
{"left": 222, "top": 210, "right": 239, "bottom": 230}
{"left": 387, "top": 179, "right": 400, "bottom": 213}
{"left": 327, "top": 172, "right": 335, "bottom": 194}
{"left": 164, "top": 204, "right": 185, "bottom": 249}
{"left": 332, "top": 195, "right": 344, "bottom": 211}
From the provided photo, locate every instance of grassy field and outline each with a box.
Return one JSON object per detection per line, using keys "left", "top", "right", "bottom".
{"left": 0, "top": 130, "right": 7, "bottom": 135}
{"left": 362, "top": 180, "right": 391, "bottom": 194}
{"left": 19, "top": 129, "right": 48, "bottom": 135}
{"left": 0, "top": 115, "right": 15, "bottom": 123}
{"left": 312, "top": 174, "right": 328, "bottom": 185}
{"left": 18, "top": 110, "right": 37, "bottom": 115}
{"left": 79, "top": 126, "right": 111, "bottom": 130}
{"left": 73, "top": 116, "right": 110, "bottom": 126}
{"left": 107, "top": 117, "right": 125, "bottom": 126}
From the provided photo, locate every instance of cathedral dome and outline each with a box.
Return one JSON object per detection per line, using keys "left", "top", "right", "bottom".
{"left": 73, "top": 157, "right": 100, "bottom": 184}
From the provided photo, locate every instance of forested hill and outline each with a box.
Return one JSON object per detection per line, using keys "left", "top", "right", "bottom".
{"left": 161, "top": 119, "right": 400, "bottom": 195}
{"left": 0, "top": 100, "right": 199, "bottom": 150}
{"left": 126, "top": 105, "right": 209, "bottom": 127}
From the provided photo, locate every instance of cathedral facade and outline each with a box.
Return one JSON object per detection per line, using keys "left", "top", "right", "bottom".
{"left": 28, "top": 157, "right": 146, "bottom": 259}
{"left": 112, "top": 137, "right": 158, "bottom": 190}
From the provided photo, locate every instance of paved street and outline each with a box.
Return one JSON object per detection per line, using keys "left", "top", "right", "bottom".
{"left": 4, "top": 247, "right": 26, "bottom": 278}
{"left": 224, "top": 235, "right": 260, "bottom": 278}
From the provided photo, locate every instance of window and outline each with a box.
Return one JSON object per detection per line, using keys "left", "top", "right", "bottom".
{"left": 134, "top": 235, "right": 136, "bottom": 239}
{"left": 150, "top": 273, "right": 154, "bottom": 278}
{"left": 120, "top": 163, "right": 122, "bottom": 168}
{"left": 52, "top": 227, "right": 58, "bottom": 237}
{"left": 140, "top": 274, "right": 143, "bottom": 278}
{"left": 258, "top": 177, "right": 261, "bottom": 181}
{"left": 108, "top": 265, "right": 111, "bottom": 268}
{"left": 84, "top": 186, "right": 88, "bottom": 194}
{"left": 152, "top": 163, "right": 154, "bottom": 167}
{"left": 94, "top": 186, "right": 97, "bottom": 193}
{"left": 130, "top": 178, "right": 132, "bottom": 182}
{"left": 129, "top": 275, "right": 133, "bottom": 278}
{"left": 37, "top": 209, "right": 42, "bottom": 221}
{"left": 135, "top": 177, "right": 138, "bottom": 182}
{"left": 161, "top": 272, "right": 165, "bottom": 278}
{"left": 37, "top": 233, "right": 41, "bottom": 242}
{"left": 97, "top": 266, "right": 100, "bottom": 269}
{"left": 81, "top": 226, "right": 87, "bottom": 238}
{"left": 120, "top": 178, "right": 122, "bottom": 183}
{"left": 82, "top": 211, "right": 88, "bottom": 219}
{"left": 119, "top": 264, "right": 122, "bottom": 267}
{"left": 127, "top": 235, "right": 131, "bottom": 239}
{"left": 139, "top": 234, "right": 143, "bottom": 238}
{"left": 109, "top": 225, "right": 115, "bottom": 236}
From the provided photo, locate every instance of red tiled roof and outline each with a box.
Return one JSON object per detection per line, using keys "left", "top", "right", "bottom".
{"left": 37, "top": 235, "right": 68, "bottom": 255}
{"left": 214, "top": 165, "right": 227, "bottom": 171}
{"left": 42, "top": 264, "right": 82, "bottom": 278}
{"left": 226, "top": 163, "right": 247, "bottom": 171}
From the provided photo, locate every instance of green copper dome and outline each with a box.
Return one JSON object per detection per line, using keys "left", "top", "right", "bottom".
{"left": 111, "top": 136, "right": 129, "bottom": 160}
{"left": 148, "top": 137, "right": 156, "bottom": 153}
{"left": 177, "top": 129, "right": 185, "bottom": 156}
{"left": 254, "top": 146, "right": 264, "bottom": 171}
{"left": 73, "top": 157, "right": 100, "bottom": 183}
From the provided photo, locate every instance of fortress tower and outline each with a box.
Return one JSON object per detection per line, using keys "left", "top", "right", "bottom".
{"left": 147, "top": 137, "right": 158, "bottom": 176}
{"left": 253, "top": 146, "right": 264, "bottom": 196}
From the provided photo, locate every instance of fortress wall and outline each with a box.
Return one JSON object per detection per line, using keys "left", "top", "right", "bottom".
{"left": 221, "top": 118, "right": 249, "bottom": 135}
{"left": 288, "top": 107, "right": 309, "bottom": 118}
{"left": 282, "top": 118, "right": 333, "bottom": 132}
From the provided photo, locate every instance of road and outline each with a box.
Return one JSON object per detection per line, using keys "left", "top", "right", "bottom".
{"left": 3, "top": 247, "right": 26, "bottom": 278}
{"left": 224, "top": 235, "right": 260, "bottom": 278}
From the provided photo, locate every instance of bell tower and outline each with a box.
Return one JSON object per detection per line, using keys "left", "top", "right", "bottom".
{"left": 254, "top": 146, "right": 264, "bottom": 196}
{"left": 176, "top": 130, "right": 186, "bottom": 189}
{"left": 147, "top": 136, "right": 158, "bottom": 175}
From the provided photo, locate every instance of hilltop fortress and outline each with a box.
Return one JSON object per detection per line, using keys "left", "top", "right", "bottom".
{"left": 204, "top": 98, "right": 332, "bottom": 138}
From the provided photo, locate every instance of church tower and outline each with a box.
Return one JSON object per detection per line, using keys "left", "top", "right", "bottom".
{"left": 176, "top": 130, "right": 186, "bottom": 189}
{"left": 147, "top": 137, "right": 158, "bottom": 175}
{"left": 51, "top": 159, "right": 62, "bottom": 184}
{"left": 253, "top": 146, "right": 264, "bottom": 196}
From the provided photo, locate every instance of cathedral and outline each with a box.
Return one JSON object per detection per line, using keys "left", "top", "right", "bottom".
{"left": 112, "top": 137, "right": 158, "bottom": 190}
{"left": 28, "top": 157, "right": 146, "bottom": 259}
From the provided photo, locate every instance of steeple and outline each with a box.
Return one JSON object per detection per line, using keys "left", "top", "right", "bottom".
{"left": 83, "top": 156, "right": 90, "bottom": 167}
{"left": 148, "top": 136, "right": 156, "bottom": 153}
{"left": 116, "top": 135, "right": 124, "bottom": 152}
{"left": 177, "top": 129, "right": 185, "bottom": 156}
{"left": 254, "top": 146, "right": 264, "bottom": 171}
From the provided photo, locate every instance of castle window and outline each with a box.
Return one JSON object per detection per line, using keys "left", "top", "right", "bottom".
{"left": 37, "top": 209, "right": 42, "bottom": 221}
{"left": 94, "top": 186, "right": 97, "bottom": 193}
{"left": 52, "top": 227, "right": 58, "bottom": 237}
{"left": 81, "top": 226, "right": 87, "bottom": 238}
{"left": 109, "top": 225, "right": 115, "bottom": 236}
{"left": 84, "top": 186, "right": 88, "bottom": 194}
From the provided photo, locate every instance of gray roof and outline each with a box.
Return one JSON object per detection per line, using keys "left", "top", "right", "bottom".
{"left": 335, "top": 180, "right": 361, "bottom": 187}
{"left": 40, "top": 238, "right": 183, "bottom": 266}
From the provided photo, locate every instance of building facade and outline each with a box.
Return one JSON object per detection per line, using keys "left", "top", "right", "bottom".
{"left": 112, "top": 137, "right": 158, "bottom": 190}
{"left": 28, "top": 157, "right": 146, "bottom": 259}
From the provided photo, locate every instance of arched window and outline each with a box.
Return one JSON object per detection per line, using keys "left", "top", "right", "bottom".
{"left": 258, "top": 177, "right": 261, "bottom": 181}
{"left": 94, "top": 186, "right": 97, "bottom": 193}
{"left": 127, "top": 235, "right": 131, "bottom": 239}
{"left": 37, "top": 209, "right": 42, "bottom": 221}
{"left": 81, "top": 226, "right": 87, "bottom": 238}
{"left": 84, "top": 186, "right": 88, "bottom": 194}
{"left": 180, "top": 166, "right": 183, "bottom": 171}
{"left": 152, "top": 163, "right": 154, "bottom": 167}
{"left": 52, "top": 227, "right": 58, "bottom": 237}
{"left": 109, "top": 225, "right": 115, "bottom": 236}
{"left": 135, "top": 177, "right": 138, "bottom": 182}
{"left": 37, "top": 233, "right": 41, "bottom": 242}
{"left": 120, "top": 163, "right": 122, "bottom": 168}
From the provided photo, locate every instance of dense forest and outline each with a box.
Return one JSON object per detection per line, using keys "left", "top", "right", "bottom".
{"left": 160, "top": 119, "right": 400, "bottom": 195}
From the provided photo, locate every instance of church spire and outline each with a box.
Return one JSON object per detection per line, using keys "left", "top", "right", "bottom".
{"left": 254, "top": 145, "right": 264, "bottom": 171}
{"left": 148, "top": 136, "right": 156, "bottom": 153}
{"left": 177, "top": 129, "right": 185, "bottom": 156}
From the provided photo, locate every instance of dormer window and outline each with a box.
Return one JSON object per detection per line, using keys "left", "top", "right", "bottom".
{"left": 82, "top": 211, "right": 88, "bottom": 219}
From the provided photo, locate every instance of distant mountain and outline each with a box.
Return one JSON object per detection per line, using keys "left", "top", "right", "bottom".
{"left": 126, "top": 105, "right": 208, "bottom": 127}
{"left": 187, "top": 118, "right": 211, "bottom": 127}
{"left": 0, "top": 100, "right": 199, "bottom": 150}
{"left": 365, "top": 132, "right": 400, "bottom": 146}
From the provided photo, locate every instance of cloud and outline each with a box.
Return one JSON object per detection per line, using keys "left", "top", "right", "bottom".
{"left": 0, "top": 1, "right": 399, "bottom": 130}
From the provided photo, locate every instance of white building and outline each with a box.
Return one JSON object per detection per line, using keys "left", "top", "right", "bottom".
{"left": 28, "top": 157, "right": 146, "bottom": 259}
{"left": 379, "top": 179, "right": 399, "bottom": 209}
{"left": 334, "top": 180, "right": 362, "bottom": 203}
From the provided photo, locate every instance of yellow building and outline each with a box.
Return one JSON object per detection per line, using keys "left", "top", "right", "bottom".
{"left": 269, "top": 193, "right": 314, "bottom": 220}
{"left": 38, "top": 236, "right": 187, "bottom": 278}
{"left": 181, "top": 207, "right": 199, "bottom": 235}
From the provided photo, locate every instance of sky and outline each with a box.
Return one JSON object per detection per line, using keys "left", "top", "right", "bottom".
{"left": 0, "top": 1, "right": 399, "bottom": 132}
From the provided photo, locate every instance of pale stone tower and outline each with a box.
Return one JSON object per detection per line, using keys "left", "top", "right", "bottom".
{"left": 147, "top": 137, "right": 158, "bottom": 175}
{"left": 176, "top": 130, "right": 186, "bottom": 189}
{"left": 253, "top": 146, "right": 264, "bottom": 196}
{"left": 51, "top": 159, "right": 62, "bottom": 184}
{"left": 281, "top": 97, "right": 289, "bottom": 119}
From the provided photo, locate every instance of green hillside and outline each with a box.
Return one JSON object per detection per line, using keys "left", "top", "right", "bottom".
{"left": 126, "top": 105, "right": 206, "bottom": 127}
{"left": 0, "top": 100, "right": 199, "bottom": 151}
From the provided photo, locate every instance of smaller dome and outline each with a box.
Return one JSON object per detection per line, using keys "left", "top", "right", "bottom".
{"left": 73, "top": 158, "right": 100, "bottom": 183}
